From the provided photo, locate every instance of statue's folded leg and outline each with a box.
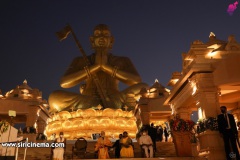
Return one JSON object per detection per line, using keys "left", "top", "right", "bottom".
{"left": 120, "top": 83, "right": 149, "bottom": 109}
{"left": 121, "top": 82, "right": 149, "bottom": 95}
{"left": 107, "top": 92, "right": 124, "bottom": 109}
{"left": 49, "top": 90, "right": 106, "bottom": 112}
{"left": 49, "top": 90, "right": 83, "bottom": 112}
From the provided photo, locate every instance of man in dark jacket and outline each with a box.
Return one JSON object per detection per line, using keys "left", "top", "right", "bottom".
{"left": 112, "top": 134, "right": 122, "bottom": 158}
{"left": 148, "top": 123, "right": 157, "bottom": 152}
{"left": 217, "top": 106, "right": 239, "bottom": 160}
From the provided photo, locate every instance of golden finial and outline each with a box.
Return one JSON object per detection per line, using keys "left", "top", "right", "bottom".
{"left": 97, "top": 104, "right": 103, "bottom": 110}
{"left": 23, "top": 79, "right": 27, "bottom": 84}
{"left": 209, "top": 32, "right": 215, "bottom": 38}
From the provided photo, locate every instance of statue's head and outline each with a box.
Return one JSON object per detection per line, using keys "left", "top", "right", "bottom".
{"left": 90, "top": 24, "right": 114, "bottom": 50}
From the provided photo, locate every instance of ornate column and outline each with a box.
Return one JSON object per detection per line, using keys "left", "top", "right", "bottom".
{"left": 26, "top": 106, "right": 39, "bottom": 127}
{"left": 191, "top": 73, "right": 219, "bottom": 119}
{"left": 37, "top": 119, "right": 47, "bottom": 134}
{"left": 24, "top": 106, "right": 39, "bottom": 142}
{"left": 232, "top": 103, "right": 240, "bottom": 123}
{"left": 139, "top": 104, "right": 150, "bottom": 125}
{"left": 137, "top": 97, "right": 151, "bottom": 126}
{"left": 231, "top": 105, "right": 240, "bottom": 144}
{"left": 191, "top": 73, "right": 225, "bottom": 160}
{"left": 175, "top": 107, "right": 191, "bottom": 120}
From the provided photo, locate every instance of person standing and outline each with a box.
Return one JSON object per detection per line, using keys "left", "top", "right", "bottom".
{"left": 52, "top": 132, "right": 66, "bottom": 160}
{"left": 148, "top": 123, "right": 157, "bottom": 151}
{"left": 163, "top": 127, "right": 169, "bottom": 142}
{"left": 112, "top": 134, "right": 122, "bottom": 158}
{"left": 120, "top": 131, "right": 134, "bottom": 158}
{"left": 95, "top": 131, "right": 112, "bottom": 159}
{"left": 217, "top": 106, "right": 239, "bottom": 160}
{"left": 157, "top": 125, "right": 163, "bottom": 142}
{"left": 139, "top": 130, "right": 153, "bottom": 158}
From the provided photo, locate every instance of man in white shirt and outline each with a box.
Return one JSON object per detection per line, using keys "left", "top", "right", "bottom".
{"left": 139, "top": 129, "right": 153, "bottom": 158}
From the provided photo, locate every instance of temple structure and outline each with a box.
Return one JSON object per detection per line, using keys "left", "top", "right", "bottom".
{"left": 134, "top": 79, "right": 171, "bottom": 129}
{"left": 164, "top": 33, "right": 240, "bottom": 159}
{"left": 2, "top": 26, "right": 240, "bottom": 159}
{"left": 0, "top": 80, "right": 50, "bottom": 141}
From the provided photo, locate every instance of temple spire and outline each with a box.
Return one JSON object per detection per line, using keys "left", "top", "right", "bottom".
{"left": 23, "top": 79, "right": 27, "bottom": 84}
{"left": 209, "top": 32, "right": 215, "bottom": 38}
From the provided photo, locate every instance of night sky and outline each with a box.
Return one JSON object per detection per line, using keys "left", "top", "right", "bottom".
{"left": 1, "top": 1, "right": 240, "bottom": 101}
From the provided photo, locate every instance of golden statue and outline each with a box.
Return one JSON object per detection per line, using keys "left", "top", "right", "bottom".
{"left": 49, "top": 24, "right": 148, "bottom": 112}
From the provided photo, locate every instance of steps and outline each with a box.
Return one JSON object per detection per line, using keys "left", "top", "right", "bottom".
{"left": 155, "top": 142, "right": 177, "bottom": 157}
{"left": 14, "top": 140, "right": 206, "bottom": 160}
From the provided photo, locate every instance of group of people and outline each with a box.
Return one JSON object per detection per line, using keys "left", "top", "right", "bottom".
{"left": 149, "top": 123, "right": 170, "bottom": 143}
{"left": 95, "top": 125, "right": 170, "bottom": 159}
{"left": 52, "top": 105, "right": 240, "bottom": 160}
{"left": 133, "top": 123, "right": 170, "bottom": 158}
{"left": 95, "top": 131, "right": 134, "bottom": 159}
{"left": 51, "top": 126, "right": 169, "bottom": 159}
{"left": 156, "top": 125, "right": 170, "bottom": 142}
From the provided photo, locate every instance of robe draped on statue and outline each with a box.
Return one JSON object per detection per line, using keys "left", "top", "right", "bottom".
{"left": 95, "top": 137, "right": 112, "bottom": 159}
{"left": 53, "top": 137, "right": 66, "bottom": 160}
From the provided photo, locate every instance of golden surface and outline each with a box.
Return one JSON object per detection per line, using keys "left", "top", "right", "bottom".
{"left": 45, "top": 108, "right": 137, "bottom": 139}
{"left": 49, "top": 24, "right": 148, "bottom": 112}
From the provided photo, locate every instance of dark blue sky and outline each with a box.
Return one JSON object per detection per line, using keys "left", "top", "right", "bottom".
{"left": 0, "top": 1, "right": 239, "bottom": 100}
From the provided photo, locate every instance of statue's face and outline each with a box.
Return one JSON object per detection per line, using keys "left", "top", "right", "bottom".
{"left": 90, "top": 29, "right": 114, "bottom": 50}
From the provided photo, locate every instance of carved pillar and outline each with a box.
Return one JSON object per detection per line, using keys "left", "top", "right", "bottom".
{"left": 26, "top": 106, "right": 39, "bottom": 127}
{"left": 175, "top": 107, "right": 191, "bottom": 120}
{"left": 191, "top": 73, "right": 225, "bottom": 160}
{"left": 191, "top": 73, "right": 219, "bottom": 119}
{"left": 231, "top": 105, "right": 240, "bottom": 142}
{"left": 233, "top": 109, "right": 240, "bottom": 150}
{"left": 139, "top": 104, "right": 150, "bottom": 125}
{"left": 232, "top": 103, "right": 240, "bottom": 123}
{"left": 194, "top": 91, "right": 219, "bottom": 118}
{"left": 37, "top": 119, "right": 46, "bottom": 134}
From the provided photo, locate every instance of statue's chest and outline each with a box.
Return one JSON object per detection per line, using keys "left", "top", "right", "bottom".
{"left": 86, "top": 71, "right": 116, "bottom": 88}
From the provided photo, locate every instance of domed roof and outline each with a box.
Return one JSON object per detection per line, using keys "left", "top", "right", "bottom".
{"left": 150, "top": 79, "right": 165, "bottom": 90}
{"left": 18, "top": 79, "right": 32, "bottom": 90}
{"left": 205, "top": 32, "right": 226, "bottom": 46}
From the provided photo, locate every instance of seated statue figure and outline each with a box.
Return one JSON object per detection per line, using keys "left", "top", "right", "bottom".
{"left": 49, "top": 24, "right": 148, "bottom": 112}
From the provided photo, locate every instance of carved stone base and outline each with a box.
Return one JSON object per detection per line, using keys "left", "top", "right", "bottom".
{"left": 172, "top": 131, "right": 192, "bottom": 156}
{"left": 191, "top": 143, "right": 199, "bottom": 157}
{"left": 45, "top": 108, "right": 137, "bottom": 139}
{"left": 198, "top": 130, "right": 225, "bottom": 160}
